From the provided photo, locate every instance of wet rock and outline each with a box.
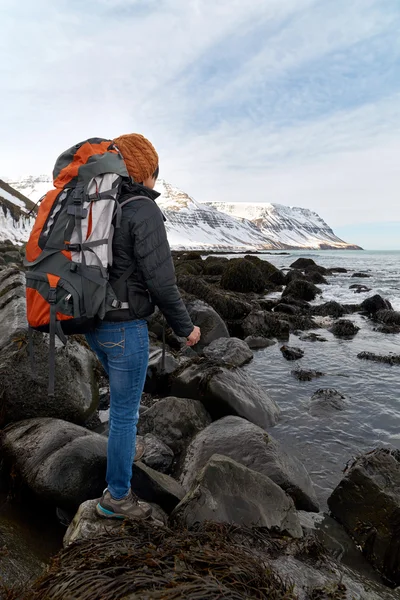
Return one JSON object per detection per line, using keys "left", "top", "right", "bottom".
{"left": 349, "top": 284, "right": 371, "bottom": 293}
{"left": 305, "top": 264, "right": 329, "bottom": 275}
{"left": 357, "top": 351, "right": 400, "bottom": 365}
{"left": 328, "top": 448, "right": 400, "bottom": 586}
{"left": 306, "top": 271, "right": 328, "bottom": 285}
{"left": 172, "top": 455, "right": 302, "bottom": 537}
{"left": 274, "top": 303, "right": 299, "bottom": 315}
{"left": 329, "top": 267, "right": 348, "bottom": 273}
{"left": 244, "top": 335, "right": 276, "bottom": 349}
{"left": 241, "top": 310, "right": 290, "bottom": 340}
{"left": 312, "top": 301, "right": 345, "bottom": 318}
{"left": 244, "top": 255, "right": 285, "bottom": 285}
{"left": 172, "top": 362, "right": 280, "bottom": 429}
{"left": 298, "top": 332, "right": 327, "bottom": 342}
{"left": 178, "top": 274, "right": 252, "bottom": 320}
{"left": 186, "top": 299, "right": 229, "bottom": 351}
{"left": 180, "top": 416, "right": 319, "bottom": 512}
{"left": 284, "top": 269, "right": 306, "bottom": 284}
{"left": 0, "top": 271, "right": 99, "bottom": 426}
{"left": 63, "top": 499, "right": 167, "bottom": 546}
{"left": 221, "top": 258, "right": 265, "bottom": 293}
{"left": 280, "top": 345, "right": 304, "bottom": 361}
{"left": 137, "top": 396, "right": 211, "bottom": 457}
{"left": 292, "top": 369, "right": 325, "bottom": 381}
{"left": 330, "top": 319, "right": 360, "bottom": 338}
{"left": 131, "top": 462, "right": 185, "bottom": 513}
{"left": 360, "top": 294, "right": 393, "bottom": 315}
{"left": 0, "top": 418, "right": 107, "bottom": 511}
{"left": 141, "top": 434, "right": 174, "bottom": 474}
{"left": 203, "top": 337, "right": 253, "bottom": 367}
{"left": 290, "top": 258, "right": 316, "bottom": 269}
{"left": 352, "top": 272, "right": 371, "bottom": 278}
{"left": 98, "top": 386, "right": 110, "bottom": 411}
{"left": 145, "top": 344, "right": 180, "bottom": 394}
{"left": 376, "top": 309, "right": 400, "bottom": 327}
{"left": 282, "top": 279, "right": 321, "bottom": 302}
{"left": 2, "top": 250, "right": 22, "bottom": 264}
{"left": 310, "top": 389, "right": 346, "bottom": 416}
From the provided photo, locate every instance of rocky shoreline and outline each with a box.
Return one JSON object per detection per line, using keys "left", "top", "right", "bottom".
{"left": 0, "top": 244, "right": 399, "bottom": 599}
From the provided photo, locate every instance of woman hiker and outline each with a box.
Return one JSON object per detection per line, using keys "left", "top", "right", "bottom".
{"left": 85, "top": 133, "right": 201, "bottom": 520}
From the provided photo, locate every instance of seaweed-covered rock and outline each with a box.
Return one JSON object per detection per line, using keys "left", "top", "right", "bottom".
{"left": 178, "top": 275, "right": 252, "bottom": 320}
{"left": 221, "top": 259, "right": 265, "bottom": 294}
{"left": 244, "top": 255, "right": 285, "bottom": 285}
{"left": 290, "top": 258, "right": 316, "bottom": 269}
{"left": 357, "top": 351, "right": 400, "bottom": 365}
{"left": 310, "top": 389, "right": 346, "bottom": 416}
{"left": 0, "top": 418, "right": 107, "bottom": 511}
{"left": 173, "top": 455, "right": 302, "bottom": 537}
{"left": 351, "top": 272, "right": 371, "bottom": 278}
{"left": 244, "top": 336, "right": 276, "bottom": 349}
{"left": 360, "top": 295, "right": 393, "bottom": 315}
{"left": 376, "top": 309, "right": 400, "bottom": 326}
{"left": 305, "top": 264, "right": 329, "bottom": 275}
{"left": 312, "top": 301, "right": 345, "bottom": 318}
{"left": 284, "top": 270, "right": 306, "bottom": 285}
{"left": 180, "top": 416, "right": 319, "bottom": 512}
{"left": 330, "top": 320, "right": 360, "bottom": 338}
{"left": 282, "top": 279, "right": 321, "bottom": 302}
{"left": 280, "top": 346, "right": 304, "bottom": 361}
{"left": 292, "top": 369, "right": 325, "bottom": 381}
{"left": 203, "top": 337, "right": 253, "bottom": 367}
{"left": 171, "top": 363, "right": 280, "bottom": 429}
{"left": 186, "top": 299, "right": 229, "bottom": 350}
{"left": 306, "top": 271, "right": 328, "bottom": 285}
{"left": 328, "top": 448, "right": 400, "bottom": 585}
{"left": 241, "top": 310, "right": 290, "bottom": 340}
{"left": 137, "top": 396, "right": 211, "bottom": 457}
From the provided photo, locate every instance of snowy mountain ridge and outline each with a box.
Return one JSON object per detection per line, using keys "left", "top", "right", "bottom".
{"left": 3, "top": 175, "right": 360, "bottom": 250}
{"left": 0, "top": 179, "right": 36, "bottom": 244}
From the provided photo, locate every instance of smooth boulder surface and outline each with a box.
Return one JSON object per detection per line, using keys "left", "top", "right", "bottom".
{"left": 172, "top": 454, "right": 302, "bottom": 537}
{"left": 330, "top": 319, "right": 360, "bottom": 338}
{"left": 244, "top": 335, "right": 276, "bottom": 349}
{"left": 280, "top": 345, "right": 304, "bottom": 361}
{"left": 203, "top": 336, "right": 253, "bottom": 367}
{"left": 241, "top": 310, "right": 290, "bottom": 340}
{"left": 171, "top": 363, "right": 280, "bottom": 429}
{"left": 328, "top": 448, "right": 400, "bottom": 585}
{"left": 0, "top": 270, "right": 99, "bottom": 426}
{"left": 282, "top": 279, "right": 321, "bottom": 301}
{"left": 180, "top": 416, "right": 319, "bottom": 512}
{"left": 0, "top": 418, "right": 107, "bottom": 511}
{"left": 360, "top": 294, "right": 393, "bottom": 315}
{"left": 186, "top": 299, "right": 229, "bottom": 350}
{"left": 290, "top": 258, "right": 316, "bottom": 269}
{"left": 310, "top": 389, "right": 346, "bottom": 416}
{"left": 131, "top": 462, "right": 185, "bottom": 513}
{"left": 64, "top": 499, "right": 167, "bottom": 546}
{"left": 137, "top": 396, "right": 211, "bottom": 457}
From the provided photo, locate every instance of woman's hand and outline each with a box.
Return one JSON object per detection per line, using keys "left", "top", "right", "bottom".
{"left": 186, "top": 326, "right": 201, "bottom": 346}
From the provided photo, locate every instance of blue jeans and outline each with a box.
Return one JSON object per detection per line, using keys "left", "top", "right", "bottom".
{"left": 86, "top": 319, "right": 149, "bottom": 499}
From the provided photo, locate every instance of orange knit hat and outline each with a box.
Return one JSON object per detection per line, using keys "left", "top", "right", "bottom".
{"left": 113, "top": 133, "right": 159, "bottom": 182}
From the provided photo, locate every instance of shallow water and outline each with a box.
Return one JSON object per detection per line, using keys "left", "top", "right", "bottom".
{"left": 239, "top": 250, "right": 400, "bottom": 507}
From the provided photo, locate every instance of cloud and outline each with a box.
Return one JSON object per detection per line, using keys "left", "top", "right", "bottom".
{"left": 1, "top": 0, "right": 400, "bottom": 247}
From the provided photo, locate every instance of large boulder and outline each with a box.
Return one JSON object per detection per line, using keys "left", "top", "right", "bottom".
{"left": 220, "top": 258, "right": 265, "bottom": 293}
{"left": 244, "top": 336, "right": 276, "bottom": 349}
{"left": 280, "top": 345, "right": 304, "bottom": 361}
{"left": 241, "top": 310, "right": 290, "bottom": 340}
{"left": 244, "top": 255, "right": 285, "bottom": 286}
{"left": 131, "top": 462, "right": 185, "bottom": 513}
{"left": 375, "top": 309, "right": 400, "bottom": 333}
{"left": 360, "top": 294, "right": 393, "bottom": 315}
{"left": 328, "top": 448, "right": 400, "bottom": 586}
{"left": 203, "top": 337, "right": 253, "bottom": 367}
{"left": 0, "top": 418, "right": 107, "bottom": 511}
{"left": 180, "top": 416, "right": 319, "bottom": 512}
{"left": 290, "top": 258, "right": 316, "bottom": 269}
{"left": 178, "top": 274, "right": 252, "bottom": 320}
{"left": 186, "top": 299, "right": 229, "bottom": 350}
{"left": 282, "top": 279, "right": 321, "bottom": 301}
{"left": 312, "top": 301, "right": 345, "bottom": 318}
{"left": 0, "top": 270, "right": 99, "bottom": 427}
{"left": 140, "top": 433, "right": 174, "bottom": 474}
{"left": 171, "top": 363, "right": 280, "bottom": 429}
{"left": 137, "top": 396, "right": 211, "bottom": 457}
{"left": 172, "top": 455, "right": 302, "bottom": 537}
{"left": 330, "top": 319, "right": 360, "bottom": 338}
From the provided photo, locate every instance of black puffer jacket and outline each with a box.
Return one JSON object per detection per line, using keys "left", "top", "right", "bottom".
{"left": 106, "top": 181, "right": 194, "bottom": 338}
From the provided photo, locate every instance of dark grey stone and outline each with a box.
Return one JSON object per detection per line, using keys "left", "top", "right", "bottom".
{"left": 203, "top": 337, "right": 253, "bottom": 367}
{"left": 244, "top": 336, "right": 276, "bottom": 349}
{"left": 131, "top": 462, "right": 185, "bottom": 513}
{"left": 310, "top": 389, "right": 346, "bottom": 416}
{"left": 280, "top": 345, "right": 304, "bottom": 361}
{"left": 330, "top": 320, "right": 360, "bottom": 338}
{"left": 141, "top": 433, "right": 174, "bottom": 474}
{"left": 186, "top": 299, "right": 229, "bottom": 351}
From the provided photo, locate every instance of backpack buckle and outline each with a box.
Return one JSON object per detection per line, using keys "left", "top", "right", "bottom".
{"left": 67, "top": 243, "right": 81, "bottom": 252}
{"left": 111, "top": 299, "right": 122, "bottom": 309}
{"left": 47, "top": 289, "right": 57, "bottom": 304}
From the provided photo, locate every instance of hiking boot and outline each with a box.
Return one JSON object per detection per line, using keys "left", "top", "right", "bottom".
{"left": 96, "top": 488, "right": 152, "bottom": 520}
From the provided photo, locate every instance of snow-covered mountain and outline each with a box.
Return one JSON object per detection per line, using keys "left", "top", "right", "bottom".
{"left": 205, "top": 202, "right": 360, "bottom": 250}
{"left": 5, "top": 175, "right": 360, "bottom": 250}
{"left": 0, "top": 179, "right": 36, "bottom": 243}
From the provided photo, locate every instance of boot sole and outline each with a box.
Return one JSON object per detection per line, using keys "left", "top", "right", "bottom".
{"left": 96, "top": 502, "right": 152, "bottom": 520}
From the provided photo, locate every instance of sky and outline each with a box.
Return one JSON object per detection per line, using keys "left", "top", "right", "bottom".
{"left": 0, "top": 0, "right": 399, "bottom": 249}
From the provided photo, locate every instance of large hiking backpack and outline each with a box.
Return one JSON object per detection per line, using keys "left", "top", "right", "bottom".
{"left": 24, "top": 137, "right": 147, "bottom": 396}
